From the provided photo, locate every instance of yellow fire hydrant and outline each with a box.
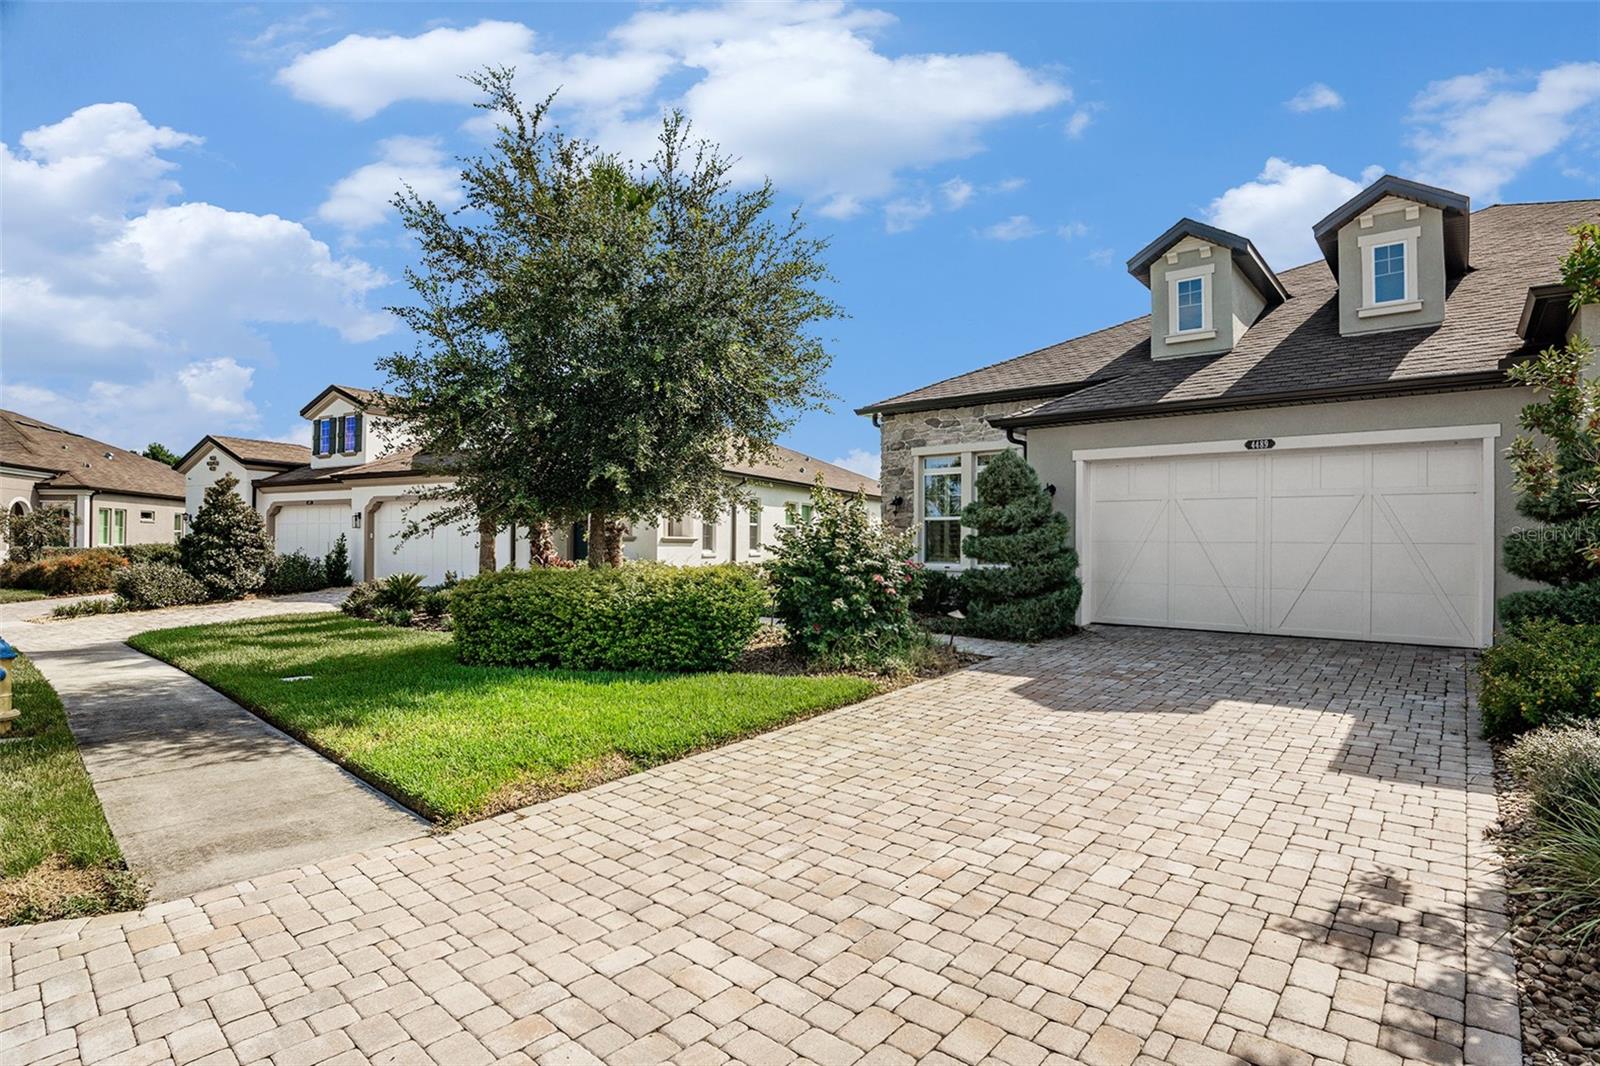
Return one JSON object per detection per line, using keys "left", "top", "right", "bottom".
{"left": 0, "top": 637, "right": 17, "bottom": 735}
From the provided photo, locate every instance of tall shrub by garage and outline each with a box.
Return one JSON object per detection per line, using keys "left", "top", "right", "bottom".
{"left": 1499, "top": 224, "right": 1600, "bottom": 624}
{"left": 451, "top": 564, "right": 765, "bottom": 672}
{"left": 180, "top": 474, "right": 272, "bottom": 600}
{"left": 958, "top": 450, "right": 1081, "bottom": 641}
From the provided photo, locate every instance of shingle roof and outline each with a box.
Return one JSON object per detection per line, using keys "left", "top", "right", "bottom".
{"left": 0, "top": 409, "right": 185, "bottom": 500}
{"left": 859, "top": 199, "right": 1598, "bottom": 426}
{"left": 255, "top": 446, "right": 436, "bottom": 488}
{"left": 176, "top": 435, "right": 311, "bottom": 473}
{"left": 724, "top": 445, "right": 881, "bottom": 497}
{"left": 297, "top": 384, "right": 385, "bottom": 417}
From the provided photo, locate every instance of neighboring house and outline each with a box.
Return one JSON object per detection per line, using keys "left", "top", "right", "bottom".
{"left": 0, "top": 409, "right": 185, "bottom": 555}
{"left": 178, "top": 384, "right": 880, "bottom": 584}
{"left": 859, "top": 175, "right": 1600, "bottom": 650}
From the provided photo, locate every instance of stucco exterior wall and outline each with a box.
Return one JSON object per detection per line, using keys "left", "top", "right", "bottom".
{"left": 877, "top": 401, "right": 1019, "bottom": 533}
{"left": 83, "top": 492, "right": 185, "bottom": 548}
{"left": 184, "top": 445, "right": 255, "bottom": 515}
{"left": 1021, "top": 386, "right": 1538, "bottom": 609}
{"left": 1150, "top": 241, "right": 1237, "bottom": 360}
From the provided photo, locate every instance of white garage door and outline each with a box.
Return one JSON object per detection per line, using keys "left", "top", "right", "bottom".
{"left": 371, "top": 502, "right": 479, "bottom": 585}
{"left": 1082, "top": 434, "right": 1492, "bottom": 647}
{"left": 273, "top": 503, "right": 347, "bottom": 560}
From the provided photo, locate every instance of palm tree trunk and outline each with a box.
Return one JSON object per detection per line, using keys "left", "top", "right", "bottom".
{"left": 603, "top": 518, "right": 625, "bottom": 567}
{"left": 586, "top": 513, "right": 606, "bottom": 568}
{"left": 529, "top": 519, "right": 557, "bottom": 566}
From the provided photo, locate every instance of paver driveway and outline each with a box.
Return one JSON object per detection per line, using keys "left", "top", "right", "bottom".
{"left": 1, "top": 627, "right": 1516, "bottom": 1066}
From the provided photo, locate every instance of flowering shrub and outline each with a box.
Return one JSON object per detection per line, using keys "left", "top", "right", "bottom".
{"left": 767, "top": 480, "right": 922, "bottom": 665}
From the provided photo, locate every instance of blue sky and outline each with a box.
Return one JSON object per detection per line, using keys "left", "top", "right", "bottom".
{"left": 4, "top": 2, "right": 1598, "bottom": 475}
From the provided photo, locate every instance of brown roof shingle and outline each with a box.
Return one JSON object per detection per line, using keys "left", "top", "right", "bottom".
{"left": 724, "top": 445, "right": 881, "bottom": 497}
{"left": 859, "top": 199, "right": 1599, "bottom": 425}
{"left": 0, "top": 410, "right": 185, "bottom": 500}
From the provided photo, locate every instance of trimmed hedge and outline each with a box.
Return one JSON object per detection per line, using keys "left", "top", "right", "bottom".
{"left": 1499, "top": 580, "right": 1600, "bottom": 629}
{"left": 113, "top": 562, "right": 207, "bottom": 611}
{"left": 263, "top": 551, "right": 329, "bottom": 595}
{"left": 0, "top": 549, "right": 128, "bottom": 595}
{"left": 1479, "top": 620, "right": 1600, "bottom": 737}
{"left": 451, "top": 564, "right": 766, "bottom": 672}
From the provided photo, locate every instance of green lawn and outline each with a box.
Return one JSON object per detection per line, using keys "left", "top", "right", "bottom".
{"left": 0, "top": 588, "right": 46, "bottom": 603}
{"left": 130, "top": 614, "right": 876, "bottom": 823}
{"left": 0, "top": 653, "right": 143, "bottom": 924}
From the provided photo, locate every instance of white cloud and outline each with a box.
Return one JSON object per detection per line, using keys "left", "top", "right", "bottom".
{"left": 318, "top": 136, "right": 461, "bottom": 231}
{"left": 1205, "top": 157, "right": 1384, "bottom": 267}
{"left": 883, "top": 196, "right": 933, "bottom": 234}
{"left": 1056, "top": 221, "right": 1089, "bottom": 240}
{"left": 1064, "top": 105, "right": 1099, "bottom": 139}
{"left": 979, "top": 214, "right": 1042, "bottom": 241}
{"left": 278, "top": 7, "right": 1067, "bottom": 216}
{"left": 1406, "top": 61, "right": 1600, "bottom": 200}
{"left": 6, "top": 358, "right": 261, "bottom": 451}
{"left": 830, "top": 448, "right": 880, "bottom": 479}
{"left": 276, "top": 20, "right": 540, "bottom": 119}
{"left": 1086, "top": 247, "right": 1117, "bottom": 268}
{"left": 1, "top": 103, "right": 392, "bottom": 444}
{"left": 939, "top": 177, "right": 974, "bottom": 210}
{"left": 1285, "top": 82, "right": 1344, "bottom": 113}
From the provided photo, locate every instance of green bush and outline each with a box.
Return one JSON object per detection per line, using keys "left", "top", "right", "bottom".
{"left": 113, "top": 562, "right": 207, "bottom": 610}
{"left": 1507, "top": 722, "right": 1600, "bottom": 815}
{"left": 1511, "top": 784, "right": 1600, "bottom": 944}
{"left": 180, "top": 474, "right": 271, "bottom": 600}
{"left": 124, "top": 543, "right": 182, "bottom": 567}
{"left": 324, "top": 534, "right": 352, "bottom": 587}
{"left": 263, "top": 551, "right": 328, "bottom": 595}
{"left": 419, "top": 589, "right": 452, "bottom": 620}
{"left": 911, "top": 568, "right": 966, "bottom": 616}
{"left": 376, "top": 573, "right": 426, "bottom": 612}
{"left": 1500, "top": 580, "right": 1600, "bottom": 629}
{"left": 1479, "top": 621, "right": 1600, "bottom": 737}
{"left": 1503, "top": 518, "right": 1600, "bottom": 589}
{"left": 452, "top": 564, "right": 766, "bottom": 672}
{"left": 767, "top": 482, "right": 921, "bottom": 665}
{"left": 340, "top": 581, "right": 382, "bottom": 619}
{"left": 50, "top": 598, "right": 125, "bottom": 619}
{"left": 958, "top": 450, "right": 1081, "bottom": 641}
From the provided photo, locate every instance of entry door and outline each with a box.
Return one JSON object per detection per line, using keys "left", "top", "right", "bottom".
{"left": 1085, "top": 439, "right": 1489, "bottom": 647}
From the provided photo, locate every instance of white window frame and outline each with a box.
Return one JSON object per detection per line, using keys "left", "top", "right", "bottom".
{"left": 911, "top": 443, "right": 1019, "bottom": 569}
{"left": 97, "top": 506, "right": 127, "bottom": 547}
{"left": 1164, "top": 263, "right": 1216, "bottom": 343}
{"left": 662, "top": 517, "right": 694, "bottom": 541}
{"left": 139, "top": 509, "right": 156, "bottom": 523}
{"left": 1357, "top": 227, "right": 1421, "bottom": 317}
{"left": 701, "top": 515, "right": 717, "bottom": 556}
{"left": 747, "top": 504, "right": 763, "bottom": 556}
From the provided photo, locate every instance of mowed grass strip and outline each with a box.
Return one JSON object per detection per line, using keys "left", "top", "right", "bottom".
{"left": 130, "top": 614, "right": 875, "bottom": 823}
{"left": 0, "top": 653, "right": 143, "bottom": 924}
{"left": 0, "top": 588, "right": 46, "bottom": 603}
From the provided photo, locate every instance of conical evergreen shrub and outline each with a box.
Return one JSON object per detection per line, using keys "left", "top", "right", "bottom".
{"left": 957, "top": 451, "right": 1081, "bottom": 640}
{"left": 180, "top": 474, "right": 272, "bottom": 600}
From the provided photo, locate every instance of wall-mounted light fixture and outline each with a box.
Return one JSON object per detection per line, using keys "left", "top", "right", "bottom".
{"left": 890, "top": 495, "right": 904, "bottom": 512}
{"left": 351, "top": 513, "right": 362, "bottom": 529}
{"left": 1045, "top": 483, "right": 1057, "bottom": 496}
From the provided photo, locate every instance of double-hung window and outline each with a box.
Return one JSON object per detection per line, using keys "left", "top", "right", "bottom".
{"left": 921, "top": 455, "right": 963, "bottom": 564}
{"left": 1372, "top": 242, "right": 1405, "bottom": 304}
{"left": 701, "top": 516, "right": 717, "bottom": 553}
{"left": 1175, "top": 277, "right": 1205, "bottom": 332}
{"left": 664, "top": 517, "right": 693, "bottom": 539}
{"left": 747, "top": 504, "right": 762, "bottom": 552}
{"left": 342, "top": 414, "right": 359, "bottom": 454}
{"left": 316, "top": 418, "right": 333, "bottom": 456}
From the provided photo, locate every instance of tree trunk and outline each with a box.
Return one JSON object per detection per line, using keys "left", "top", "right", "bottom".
{"left": 603, "top": 518, "right": 625, "bottom": 567}
{"left": 529, "top": 519, "right": 557, "bottom": 567}
{"left": 478, "top": 514, "right": 497, "bottom": 574}
{"left": 586, "top": 513, "right": 606, "bottom": 568}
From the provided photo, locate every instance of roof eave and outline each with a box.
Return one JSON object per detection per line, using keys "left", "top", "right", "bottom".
{"left": 1312, "top": 175, "right": 1472, "bottom": 272}
{"left": 989, "top": 370, "right": 1512, "bottom": 430}
{"left": 856, "top": 382, "right": 1086, "bottom": 418}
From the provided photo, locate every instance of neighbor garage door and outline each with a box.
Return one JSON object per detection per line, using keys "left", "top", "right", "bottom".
{"left": 371, "top": 502, "right": 478, "bottom": 585}
{"left": 1080, "top": 430, "right": 1494, "bottom": 647}
{"left": 273, "top": 503, "right": 347, "bottom": 560}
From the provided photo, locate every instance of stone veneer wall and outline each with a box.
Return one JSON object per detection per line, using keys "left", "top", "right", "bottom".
{"left": 876, "top": 401, "right": 1021, "bottom": 533}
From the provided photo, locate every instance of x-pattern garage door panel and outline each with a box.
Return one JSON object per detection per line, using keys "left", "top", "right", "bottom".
{"left": 373, "top": 502, "right": 479, "bottom": 586}
{"left": 1086, "top": 440, "right": 1487, "bottom": 648}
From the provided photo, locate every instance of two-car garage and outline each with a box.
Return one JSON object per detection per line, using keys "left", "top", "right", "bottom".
{"left": 1075, "top": 427, "right": 1497, "bottom": 648}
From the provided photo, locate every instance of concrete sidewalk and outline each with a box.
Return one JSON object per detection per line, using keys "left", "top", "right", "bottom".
{"left": 0, "top": 592, "right": 424, "bottom": 900}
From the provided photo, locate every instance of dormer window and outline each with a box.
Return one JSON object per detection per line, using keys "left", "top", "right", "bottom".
{"left": 1176, "top": 277, "right": 1205, "bottom": 332}
{"left": 317, "top": 418, "right": 333, "bottom": 456}
{"left": 1165, "top": 264, "right": 1216, "bottom": 342}
{"left": 1372, "top": 242, "right": 1406, "bottom": 304}
{"left": 1356, "top": 228, "right": 1421, "bottom": 317}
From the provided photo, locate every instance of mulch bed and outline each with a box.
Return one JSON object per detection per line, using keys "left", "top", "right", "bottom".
{"left": 734, "top": 625, "right": 978, "bottom": 693}
{"left": 1488, "top": 744, "right": 1600, "bottom": 1064}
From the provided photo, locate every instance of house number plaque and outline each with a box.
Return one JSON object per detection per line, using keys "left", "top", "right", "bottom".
{"left": 1243, "top": 438, "right": 1276, "bottom": 450}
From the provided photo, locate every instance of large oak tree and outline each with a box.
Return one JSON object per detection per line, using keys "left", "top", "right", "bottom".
{"left": 379, "top": 69, "right": 840, "bottom": 566}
